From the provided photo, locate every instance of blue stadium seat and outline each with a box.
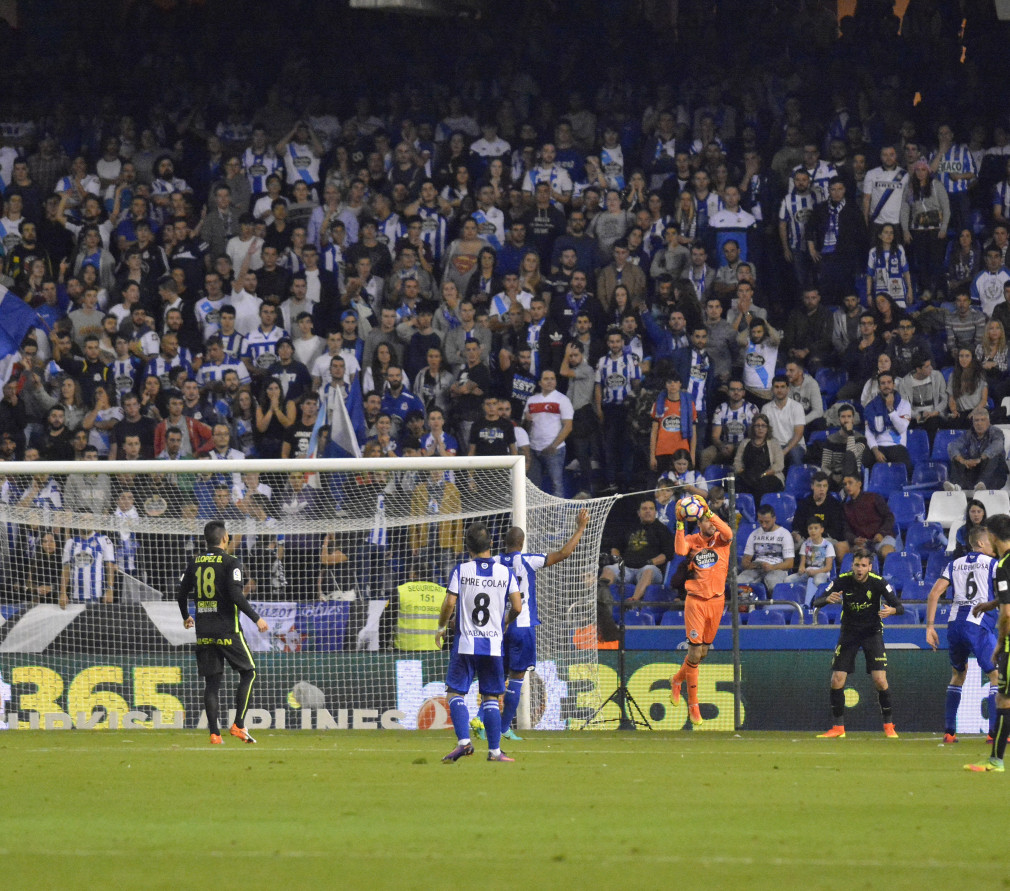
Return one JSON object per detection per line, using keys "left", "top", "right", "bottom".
{"left": 760, "top": 492, "right": 796, "bottom": 528}
{"left": 840, "top": 552, "right": 879, "bottom": 574}
{"left": 771, "top": 582, "right": 807, "bottom": 605}
{"left": 642, "top": 584, "right": 676, "bottom": 622}
{"left": 904, "top": 521, "right": 947, "bottom": 556}
{"left": 910, "top": 461, "right": 948, "bottom": 492}
{"left": 882, "top": 551, "right": 922, "bottom": 592}
{"left": 884, "top": 608, "right": 919, "bottom": 625}
{"left": 901, "top": 579, "right": 932, "bottom": 603}
{"left": 719, "top": 610, "right": 736, "bottom": 625}
{"left": 704, "top": 464, "right": 731, "bottom": 486}
{"left": 739, "top": 581, "right": 767, "bottom": 602}
{"left": 736, "top": 493, "right": 757, "bottom": 524}
{"left": 784, "top": 464, "right": 819, "bottom": 499}
{"left": 745, "top": 607, "right": 787, "bottom": 625}
{"left": 624, "top": 609, "right": 655, "bottom": 626}
{"left": 887, "top": 492, "right": 925, "bottom": 533}
{"left": 941, "top": 365, "right": 955, "bottom": 385}
{"left": 808, "top": 429, "right": 828, "bottom": 444}
{"left": 814, "top": 603, "right": 842, "bottom": 624}
{"left": 736, "top": 522, "right": 755, "bottom": 566}
{"left": 906, "top": 428, "right": 930, "bottom": 466}
{"left": 662, "top": 555, "right": 685, "bottom": 588}
{"left": 868, "top": 462, "right": 908, "bottom": 496}
{"left": 815, "top": 367, "right": 847, "bottom": 403}
{"left": 660, "top": 610, "right": 685, "bottom": 626}
{"left": 931, "top": 429, "right": 961, "bottom": 460}
{"left": 925, "top": 550, "right": 949, "bottom": 582}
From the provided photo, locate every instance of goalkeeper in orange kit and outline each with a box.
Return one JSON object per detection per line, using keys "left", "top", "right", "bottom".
{"left": 669, "top": 495, "right": 734, "bottom": 725}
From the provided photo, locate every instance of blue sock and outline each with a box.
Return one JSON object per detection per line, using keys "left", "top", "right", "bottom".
{"left": 944, "top": 685, "right": 961, "bottom": 735}
{"left": 483, "top": 699, "right": 502, "bottom": 751}
{"left": 477, "top": 700, "right": 485, "bottom": 722}
{"left": 448, "top": 696, "right": 470, "bottom": 743}
{"left": 990, "top": 685, "right": 999, "bottom": 737}
{"left": 501, "top": 677, "right": 524, "bottom": 731}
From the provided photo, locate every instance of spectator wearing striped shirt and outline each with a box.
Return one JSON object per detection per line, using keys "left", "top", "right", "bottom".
{"left": 930, "top": 124, "right": 976, "bottom": 235}
{"left": 594, "top": 328, "right": 641, "bottom": 494}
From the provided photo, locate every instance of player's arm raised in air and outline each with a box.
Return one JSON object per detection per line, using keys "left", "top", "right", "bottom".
{"left": 177, "top": 562, "right": 196, "bottom": 628}
{"left": 924, "top": 576, "right": 950, "bottom": 650}
{"left": 544, "top": 508, "right": 591, "bottom": 567}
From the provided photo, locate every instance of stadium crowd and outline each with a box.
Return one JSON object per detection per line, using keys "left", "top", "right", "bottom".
{"left": 1, "top": 0, "right": 1010, "bottom": 609}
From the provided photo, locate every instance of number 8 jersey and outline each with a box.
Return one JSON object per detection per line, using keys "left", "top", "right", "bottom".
{"left": 447, "top": 557, "right": 520, "bottom": 656}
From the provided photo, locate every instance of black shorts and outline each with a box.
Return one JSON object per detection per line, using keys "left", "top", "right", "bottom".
{"left": 195, "top": 634, "right": 256, "bottom": 677}
{"left": 998, "top": 639, "right": 1010, "bottom": 697}
{"left": 831, "top": 628, "right": 887, "bottom": 675}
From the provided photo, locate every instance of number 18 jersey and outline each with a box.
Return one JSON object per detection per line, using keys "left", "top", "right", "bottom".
{"left": 447, "top": 557, "right": 519, "bottom": 656}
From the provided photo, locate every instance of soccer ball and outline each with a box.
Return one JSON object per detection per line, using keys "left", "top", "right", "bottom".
{"left": 676, "top": 495, "right": 707, "bottom": 522}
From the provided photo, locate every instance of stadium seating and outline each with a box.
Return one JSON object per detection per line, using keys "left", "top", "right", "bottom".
{"left": 736, "top": 493, "right": 756, "bottom": 524}
{"left": 994, "top": 424, "right": 1010, "bottom": 456}
{"left": 760, "top": 492, "right": 796, "bottom": 528}
{"left": 745, "top": 607, "right": 787, "bottom": 626}
{"left": 771, "top": 582, "right": 807, "bottom": 605}
{"left": 901, "top": 579, "right": 932, "bottom": 603}
{"left": 839, "top": 552, "right": 879, "bottom": 574}
{"left": 887, "top": 492, "right": 925, "bottom": 533}
{"left": 659, "top": 610, "right": 685, "bottom": 626}
{"left": 975, "top": 490, "right": 1010, "bottom": 517}
{"left": 925, "top": 550, "right": 949, "bottom": 582}
{"left": 662, "top": 555, "right": 685, "bottom": 588}
{"left": 884, "top": 607, "right": 920, "bottom": 625}
{"left": 784, "top": 464, "right": 819, "bottom": 499}
{"left": 903, "top": 521, "right": 947, "bottom": 556}
{"left": 642, "top": 584, "right": 676, "bottom": 622}
{"left": 736, "top": 522, "right": 756, "bottom": 566}
{"left": 868, "top": 462, "right": 908, "bottom": 496}
{"left": 946, "top": 522, "right": 963, "bottom": 553}
{"left": 623, "top": 610, "right": 655, "bottom": 626}
{"left": 704, "top": 464, "right": 731, "bottom": 486}
{"left": 926, "top": 490, "right": 967, "bottom": 528}
{"left": 908, "top": 461, "right": 948, "bottom": 493}
{"left": 814, "top": 603, "right": 842, "bottom": 624}
{"left": 905, "top": 428, "right": 930, "bottom": 466}
{"left": 739, "top": 581, "right": 767, "bottom": 602}
{"left": 815, "top": 367, "right": 847, "bottom": 403}
{"left": 881, "top": 551, "right": 922, "bottom": 593}
{"left": 931, "top": 428, "right": 961, "bottom": 460}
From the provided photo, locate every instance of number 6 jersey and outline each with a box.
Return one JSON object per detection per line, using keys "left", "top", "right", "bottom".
{"left": 447, "top": 557, "right": 520, "bottom": 656}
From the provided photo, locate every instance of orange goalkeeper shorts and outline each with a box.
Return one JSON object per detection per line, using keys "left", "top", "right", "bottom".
{"left": 684, "top": 595, "right": 724, "bottom": 646}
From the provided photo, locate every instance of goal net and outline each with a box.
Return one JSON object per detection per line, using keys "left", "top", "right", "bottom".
{"left": 0, "top": 457, "right": 610, "bottom": 732}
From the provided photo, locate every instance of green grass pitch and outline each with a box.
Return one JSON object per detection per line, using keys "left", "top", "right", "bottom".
{"left": 0, "top": 729, "right": 1004, "bottom": 889}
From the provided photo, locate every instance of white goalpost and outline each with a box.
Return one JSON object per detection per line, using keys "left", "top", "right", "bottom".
{"left": 0, "top": 456, "right": 609, "bottom": 733}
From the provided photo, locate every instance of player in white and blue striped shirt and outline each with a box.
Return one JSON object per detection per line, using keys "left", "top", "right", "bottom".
{"left": 60, "top": 524, "right": 116, "bottom": 606}
{"left": 480, "top": 509, "right": 589, "bottom": 741}
{"left": 925, "top": 525, "right": 999, "bottom": 743}
{"left": 437, "top": 522, "right": 522, "bottom": 762}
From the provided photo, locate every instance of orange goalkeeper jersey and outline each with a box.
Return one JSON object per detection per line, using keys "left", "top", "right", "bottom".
{"left": 675, "top": 513, "right": 734, "bottom": 600}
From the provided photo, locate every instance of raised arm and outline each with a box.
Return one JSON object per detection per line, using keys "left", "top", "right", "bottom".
{"left": 545, "top": 508, "right": 591, "bottom": 567}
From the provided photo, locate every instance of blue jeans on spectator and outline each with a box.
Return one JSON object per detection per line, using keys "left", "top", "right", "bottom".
{"left": 785, "top": 443, "right": 806, "bottom": 468}
{"left": 602, "top": 404, "right": 633, "bottom": 489}
{"left": 530, "top": 445, "right": 566, "bottom": 496}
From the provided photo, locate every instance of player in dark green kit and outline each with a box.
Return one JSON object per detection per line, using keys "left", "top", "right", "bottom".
{"left": 178, "top": 521, "right": 269, "bottom": 745}
{"left": 966, "top": 514, "right": 1010, "bottom": 772}
{"left": 811, "top": 548, "right": 904, "bottom": 739}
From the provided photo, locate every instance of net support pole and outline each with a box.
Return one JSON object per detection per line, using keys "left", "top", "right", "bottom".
{"left": 726, "top": 472, "right": 742, "bottom": 731}
{"left": 509, "top": 456, "right": 533, "bottom": 731}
